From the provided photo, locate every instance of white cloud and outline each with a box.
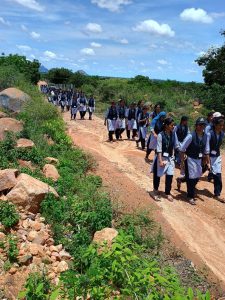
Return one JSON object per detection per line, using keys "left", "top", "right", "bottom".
{"left": 210, "top": 12, "right": 225, "bottom": 18}
{"left": 30, "top": 54, "right": 36, "bottom": 59}
{"left": 90, "top": 42, "right": 102, "bottom": 48}
{"left": 186, "top": 69, "right": 198, "bottom": 74}
{"left": 80, "top": 48, "right": 95, "bottom": 56}
{"left": 120, "top": 38, "right": 129, "bottom": 44}
{"left": 149, "top": 43, "right": 157, "bottom": 49}
{"left": 30, "top": 31, "right": 40, "bottom": 39}
{"left": 180, "top": 8, "right": 213, "bottom": 24}
{"left": 196, "top": 51, "right": 206, "bottom": 56}
{"left": 21, "top": 24, "right": 28, "bottom": 31}
{"left": 157, "top": 59, "right": 168, "bottom": 65}
{"left": 0, "top": 17, "right": 10, "bottom": 26}
{"left": 91, "top": 0, "right": 131, "bottom": 12}
{"left": 78, "top": 58, "right": 86, "bottom": 63}
{"left": 44, "top": 50, "right": 57, "bottom": 59}
{"left": 85, "top": 23, "right": 102, "bottom": 33}
{"left": 133, "top": 20, "right": 175, "bottom": 37}
{"left": 12, "top": 0, "right": 44, "bottom": 12}
{"left": 16, "top": 44, "right": 32, "bottom": 51}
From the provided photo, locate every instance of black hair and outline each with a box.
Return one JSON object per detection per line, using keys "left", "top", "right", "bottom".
{"left": 207, "top": 111, "right": 214, "bottom": 118}
{"left": 162, "top": 117, "right": 174, "bottom": 130}
{"left": 180, "top": 115, "right": 188, "bottom": 122}
{"left": 154, "top": 103, "right": 161, "bottom": 110}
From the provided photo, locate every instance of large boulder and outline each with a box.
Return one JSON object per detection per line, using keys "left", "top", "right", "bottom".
{"left": 43, "top": 164, "right": 60, "bottom": 182}
{"left": 16, "top": 138, "right": 35, "bottom": 149}
{"left": 6, "top": 173, "right": 58, "bottom": 213}
{"left": 0, "top": 87, "right": 30, "bottom": 112}
{"left": 93, "top": 228, "right": 118, "bottom": 247}
{"left": 0, "top": 169, "right": 18, "bottom": 192}
{"left": 0, "top": 117, "right": 23, "bottom": 141}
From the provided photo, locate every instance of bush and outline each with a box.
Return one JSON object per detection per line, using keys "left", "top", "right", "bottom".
{"left": 0, "top": 201, "right": 19, "bottom": 228}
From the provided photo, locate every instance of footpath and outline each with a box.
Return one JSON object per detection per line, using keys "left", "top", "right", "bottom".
{"left": 64, "top": 111, "right": 225, "bottom": 289}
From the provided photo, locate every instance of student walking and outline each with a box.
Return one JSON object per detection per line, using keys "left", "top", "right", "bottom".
{"left": 136, "top": 105, "right": 150, "bottom": 150}
{"left": 179, "top": 117, "right": 210, "bottom": 205}
{"left": 116, "top": 99, "right": 126, "bottom": 140}
{"left": 78, "top": 92, "right": 87, "bottom": 119}
{"left": 104, "top": 101, "right": 118, "bottom": 142}
{"left": 88, "top": 95, "right": 95, "bottom": 120}
{"left": 71, "top": 95, "right": 78, "bottom": 120}
{"left": 126, "top": 103, "right": 137, "bottom": 139}
{"left": 208, "top": 116, "right": 225, "bottom": 203}
{"left": 151, "top": 117, "right": 177, "bottom": 202}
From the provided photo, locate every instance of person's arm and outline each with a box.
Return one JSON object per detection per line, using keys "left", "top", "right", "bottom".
{"left": 104, "top": 108, "right": 109, "bottom": 126}
{"left": 179, "top": 134, "right": 192, "bottom": 169}
{"left": 203, "top": 133, "right": 211, "bottom": 166}
{"left": 156, "top": 134, "right": 166, "bottom": 167}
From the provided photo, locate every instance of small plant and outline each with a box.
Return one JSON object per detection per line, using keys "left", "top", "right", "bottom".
{"left": 0, "top": 201, "right": 19, "bottom": 228}
{"left": 7, "top": 234, "right": 18, "bottom": 262}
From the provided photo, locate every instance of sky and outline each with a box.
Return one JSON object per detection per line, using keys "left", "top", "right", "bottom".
{"left": 0, "top": 0, "right": 224, "bottom": 82}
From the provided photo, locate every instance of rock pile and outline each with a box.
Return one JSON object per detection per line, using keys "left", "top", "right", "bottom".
{"left": 0, "top": 209, "right": 72, "bottom": 299}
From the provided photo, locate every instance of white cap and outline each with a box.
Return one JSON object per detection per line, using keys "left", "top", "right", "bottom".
{"left": 212, "top": 112, "right": 222, "bottom": 118}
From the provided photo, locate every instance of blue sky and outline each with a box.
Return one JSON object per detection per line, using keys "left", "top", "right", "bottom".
{"left": 0, "top": 0, "right": 224, "bottom": 82}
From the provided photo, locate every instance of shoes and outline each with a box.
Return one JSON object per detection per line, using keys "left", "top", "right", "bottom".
{"left": 136, "top": 141, "right": 139, "bottom": 148}
{"left": 150, "top": 190, "right": 161, "bottom": 201}
{"left": 166, "top": 194, "right": 174, "bottom": 202}
{"left": 214, "top": 196, "right": 225, "bottom": 203}
{"left": 189, "top": 198, "right": 196, "bottom": 205}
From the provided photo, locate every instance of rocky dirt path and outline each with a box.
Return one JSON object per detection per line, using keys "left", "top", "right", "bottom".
{"left": 64, "top": 112, "right": 225, "bottom": 290}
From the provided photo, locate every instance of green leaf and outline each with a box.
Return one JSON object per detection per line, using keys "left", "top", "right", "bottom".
{"left": 17, "top": 290, "right": 27, "bottom": 299}
{"left": 50, "top": 288, "right": 60, "bottom": 300}
{"left": 36, "top": 282, "right": 44, "bottom": 293}
{"left": 188, "top": 287, "right": 194, "bottom": 300}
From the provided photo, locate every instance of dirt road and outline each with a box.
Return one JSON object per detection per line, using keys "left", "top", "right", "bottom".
{"left": 64, "top": 112, "right": 225, "bottom": 289}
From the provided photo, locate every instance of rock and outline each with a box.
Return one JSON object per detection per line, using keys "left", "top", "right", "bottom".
{"left": 0, "top": 118, "right": 23, "bottom": 141}
{"left": 0, "top": 232, "right": 6, "bottom": 240}
{"left": 0, "top": 169, "right": 18, "bottom": 192}
{"left": 44, "top": 157, "right": 59, "bottom": 165}
{"left": 51, "top": 252, "right": 60, "bottom": 260}
{"left": 44, "top": 134, "right": 54, "bottom": 145}
{"left": 56, "top": 244, "right": 63, "bottom": 252}
{"left": 18, "top": 254, "right": 33, "bottom": 265}
{"left": 29, "top": 244, "right": 44, "bottom": 256}
{"left": 16, "top": 138, "right": 35, "bottom": 149}
{"left": 27, "top": 231, "right": 38, "bottom": 242}
{"left": 18, "top": 159, "right": 35, "bottom": 171}
{"left": 43, "top": 164, "right": 60, "bottom": 182}
{"left": 57, "top": 261, "right": 69, "bottom": 273}
{"left": 6, "top": 173, "right": 59, "bottom": 213}
{"left": 0, "top": 87, "right": 30, "bottom": 113}
{"left": 48, "top": 272, "right": 56, "bottom": 280}
{"left": 49, "top": 245, "right": 58, "bottom": 253}
{"left": 0, "top": 111, "right": 7, "bottom": 118}
{"left": 31, "top": 221, "right": 42, "bottom": 231}
{"left": 9, "top": 267, "right": 17, "bottom": 275}
{"left": 59, "top": 250, "right": 71, "bottom": 260}
{"left": 93, "top": 228, "right": 118, "bottom": 247}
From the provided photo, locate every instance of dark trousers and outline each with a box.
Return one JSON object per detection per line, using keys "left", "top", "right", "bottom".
{"left": 213, "top": 173, "right": 222, "bottom": 196}
{"left": 127, "top": 129, "right": 137, "bottom": 139}
{"left": 108, "top": 131, "right": 114, "bottom": 141}
{"left": 185, "top": 160, "right": 199, "bottom": 198}
{"left": 88, "top": 111, "right": 93, "bottom": 120}
{"left": 71, "top": 113, "right": 76, "bottom": 120}
{"left": 115, "top": 128, "right": 125, "bottom": 140}
{"left": 137, "top": 128, "right": 145, "bottom": 149}
{"left": 153, "top": 158, "right": 173, "bottom": 195}
{"left": 80, "top": 111, "right": 86, "bottom": 119}
{"left": 146, "top": 135, "right": 153, "bottom": 157}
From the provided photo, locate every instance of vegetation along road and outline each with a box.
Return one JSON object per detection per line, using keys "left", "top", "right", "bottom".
{"left": 64, "top": 111, "right": 225, "bottom": 288}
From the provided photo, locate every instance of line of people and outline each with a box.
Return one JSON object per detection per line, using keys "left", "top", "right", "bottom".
{"left": 47, "top": 89, "right": 95, "bottom": 121}
{"left": 104, "top": 100, "right": 225, "bottom": 205}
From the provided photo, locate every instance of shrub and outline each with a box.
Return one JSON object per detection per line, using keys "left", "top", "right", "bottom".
{"left": 0, "top": 201, "right": 19, "bottom": 228}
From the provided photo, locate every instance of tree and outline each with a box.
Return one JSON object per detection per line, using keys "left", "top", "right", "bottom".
{"left": 0, "top": 54, "right": 40, "bottom": 84}
{"left": 129, "top": 75, "right": 152, "bottom": 86}
{"left": 196, "top": 30, "right": 225, "bottom": 86}
{"left": 69, "top": 71, "right": 87, "bottom": 88}
{"left": 47, "top": 68, "right": 73, "bottom": 84}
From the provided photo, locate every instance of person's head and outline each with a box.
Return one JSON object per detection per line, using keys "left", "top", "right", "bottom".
{"left": 213, "top": 117, "right": 224, "bottom": 132}
{"left": 163, "top": 117, "right": 174, "bottom": 132}
{"left": 180, "top": 115, "right": 188, "bottom": 126}
{"left": 142, "top": 105, "right": 148, "bottom": 112}
{"left": 195, "top": 117, "right": 207, "bottom": 133}
{"left": 207, "top": 111, "right": 214, "bottom": 122}
{"left": 111, "top": 101, "right": 116, "bottom": 107}
{"left": 154, "top": 103, "right": 161, "bottom": 114}
{"left": 137, "top": 100, "right": 144, "bottom": 107}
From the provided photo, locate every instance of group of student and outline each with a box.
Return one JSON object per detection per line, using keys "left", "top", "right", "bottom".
{"left": 104, "top": 101, "right": 225, "bottom": 205}
{"left": 48, "top": 89, "right": 95, "bottom": 120}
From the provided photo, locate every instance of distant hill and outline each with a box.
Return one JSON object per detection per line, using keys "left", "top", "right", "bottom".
{"left": 77, "top": 70, "right": 88, "bottom": 76}
{"left": 39, "top": 65, "right": 48, "bottom": 73}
